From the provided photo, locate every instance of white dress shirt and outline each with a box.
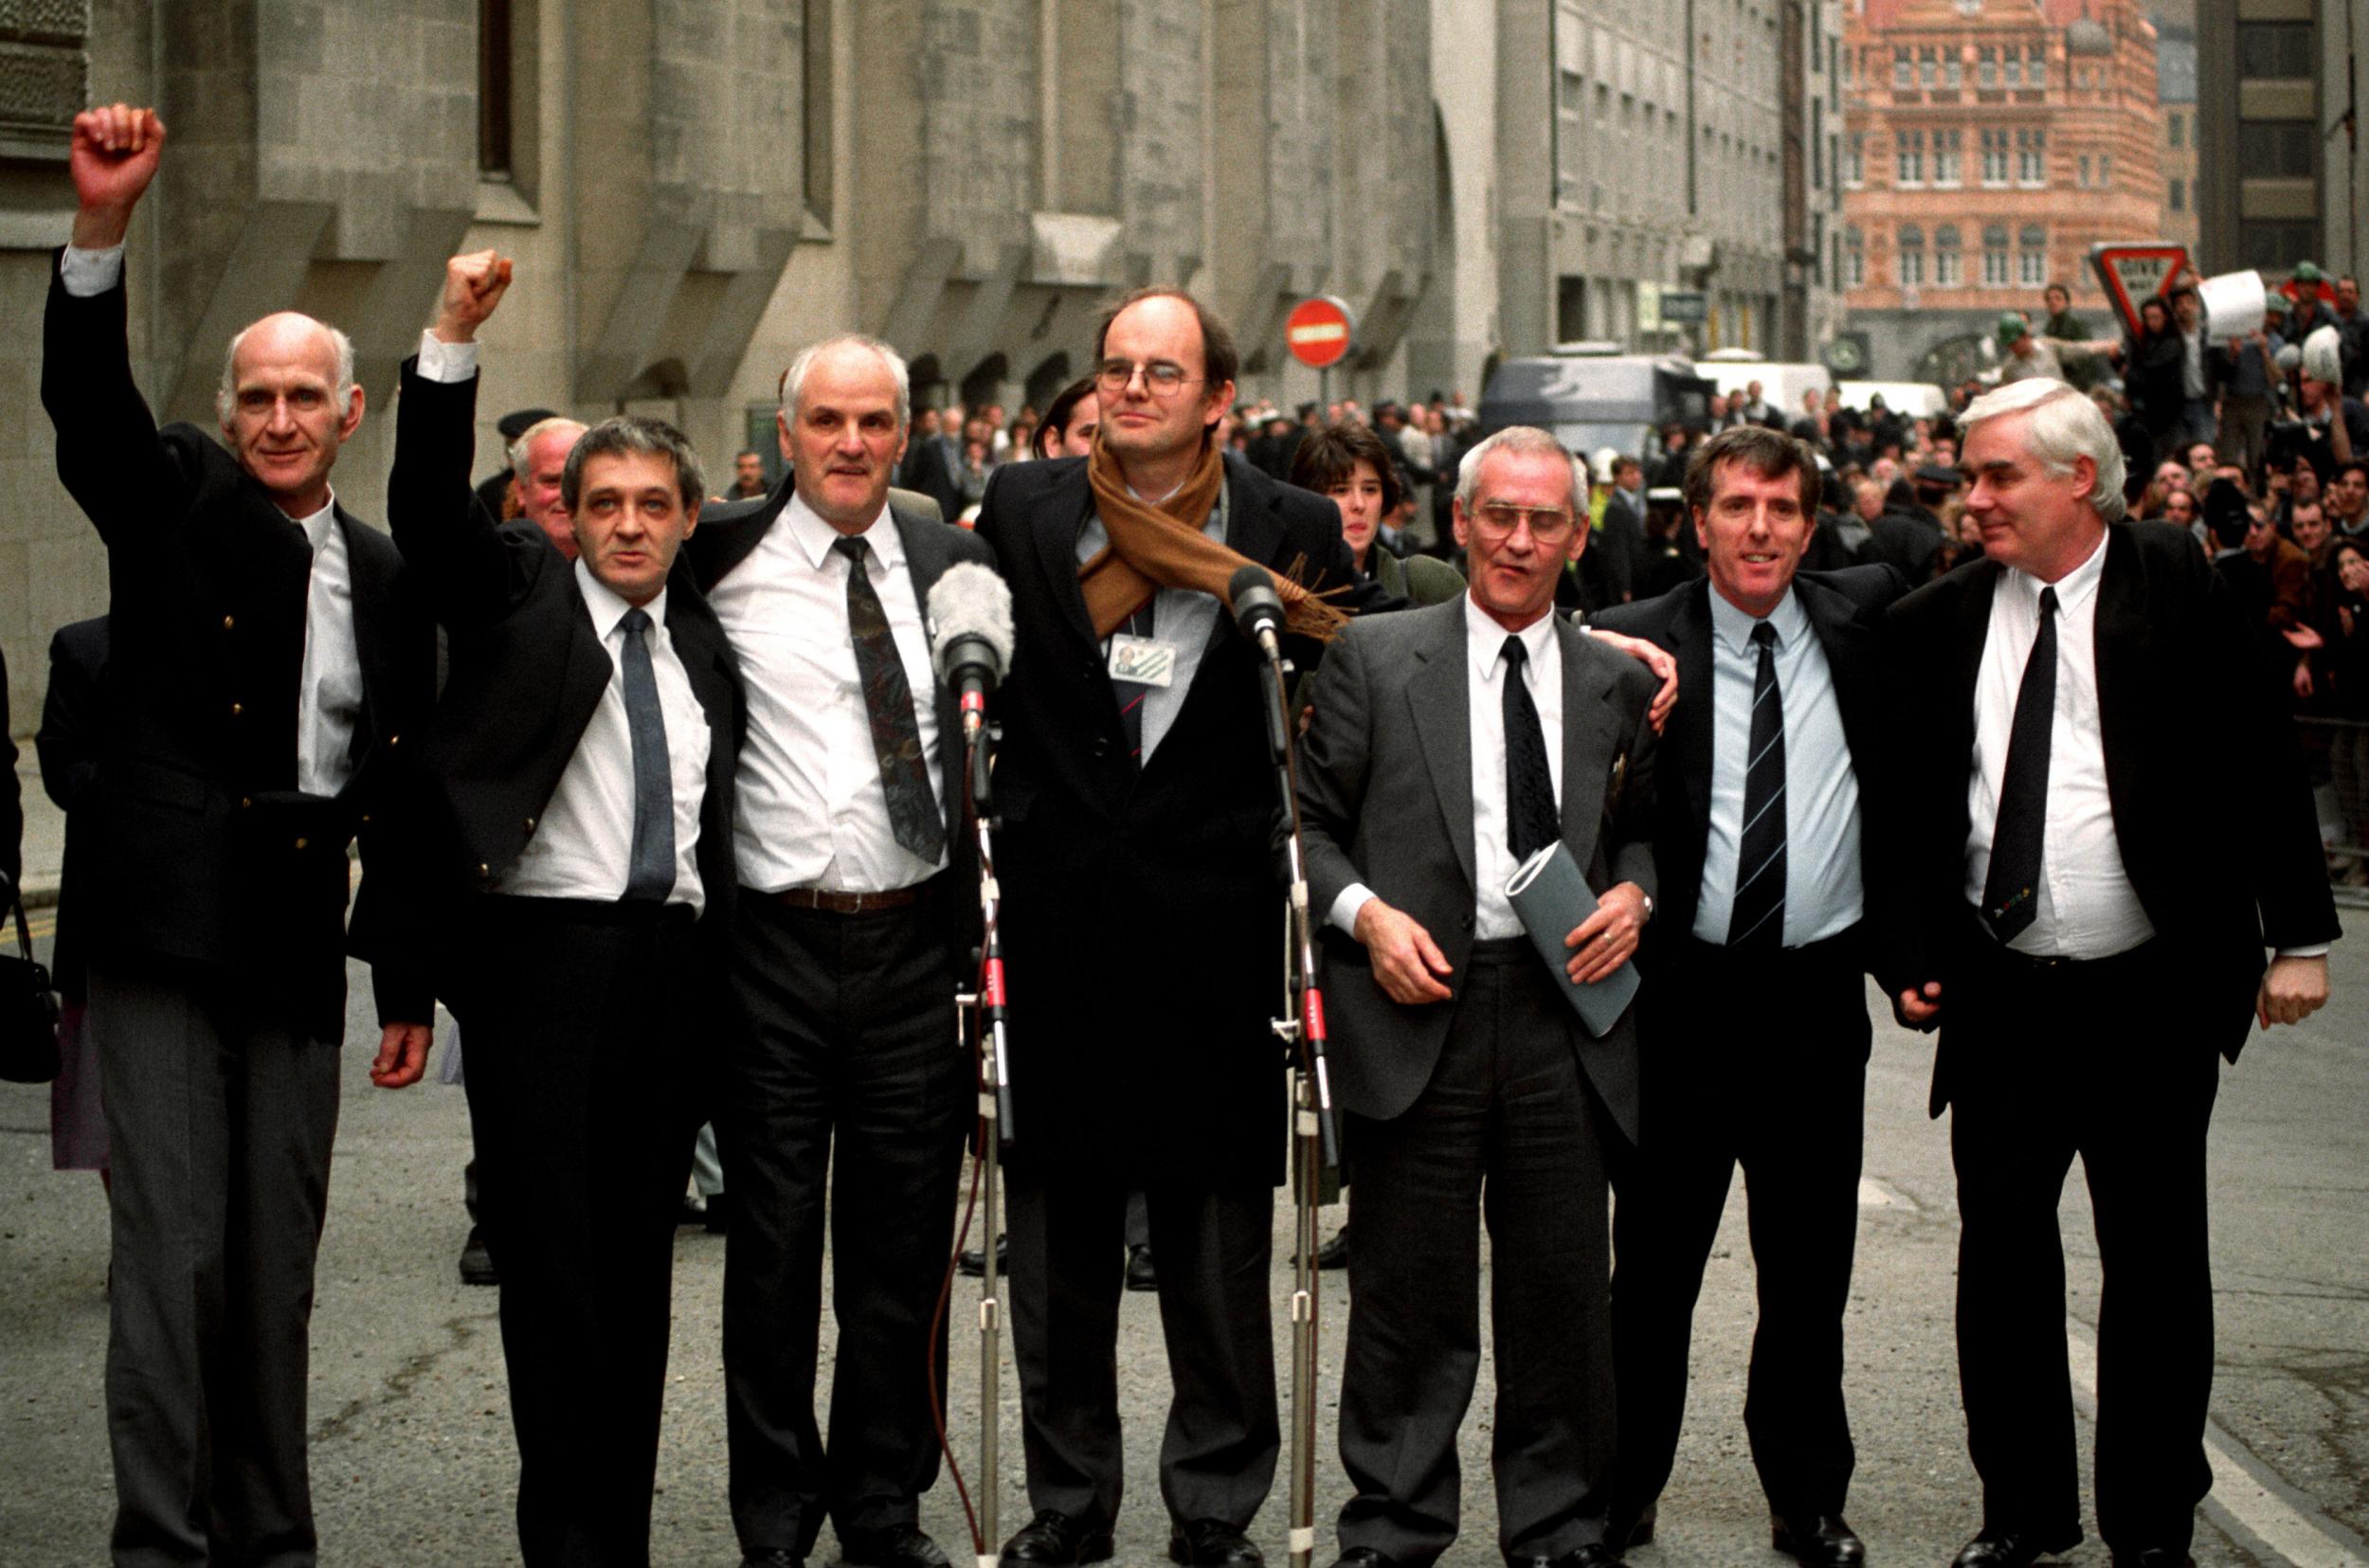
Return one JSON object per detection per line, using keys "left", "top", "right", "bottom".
{"left": 1075, "top": 480, "right": 1230, "bottom": 762}
{"left": 492, "top": 563, "right": 711, "bottom": 912}
{"left": 1692, "top": 585, "right": 1863, "bottom": 946}
{"left": 1329, "top": 595, "right": 1564, "bottom": 942}
{"left": 706, "top": 493, "right": 947, "bottom": 893}
{"left": 69, "top": 242, "right": 364, "bottom": 801}
{"left": 1964, "top": 533, "right": 2151, "bottom": 959}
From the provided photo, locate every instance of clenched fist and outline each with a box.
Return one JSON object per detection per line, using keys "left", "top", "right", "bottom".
{"left": 431, "top": 249, "right": 515, "bottom": 344}
{"left": 69, "top": 104, "right": 166, "bottom": 249}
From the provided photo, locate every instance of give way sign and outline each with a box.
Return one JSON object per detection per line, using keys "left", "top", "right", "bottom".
{"left": 2089, "top": 242, "right": 2195, "bottom": 336}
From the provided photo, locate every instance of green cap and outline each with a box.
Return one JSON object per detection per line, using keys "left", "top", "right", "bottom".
{"left": 2295, "top": 261, "right": 2324, "bottom": 283}
{"left": 2265, "top": 291, "right": 2290, "bottom": 315}
{"left": 1996, "top": 311, "right": 2031, "bottom": 348}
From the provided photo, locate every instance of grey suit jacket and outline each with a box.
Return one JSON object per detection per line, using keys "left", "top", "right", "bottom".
{"left": 1297, "top": 598, "right": 1660, "bottom": 1141}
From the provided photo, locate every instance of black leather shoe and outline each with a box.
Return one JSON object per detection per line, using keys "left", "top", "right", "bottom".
{"left": 458, "top": 1226, "right": 497, "bottom": 1287}
{"left": 1951, "top": 1529, "right": 2077, "bottom": 1568}
{"left": 1001, "top": 1509, "right": 1114, "bottom": 1565}
{"left": 1168, "top": 1517, "right": 1264, "bottom": 1566}
{"left": 703, "top": 1191, "right": 731, "bottom": 1234}
{"left": 1605, "top": 1502, "right": 1656, "bottom": 1551}
{"left": 739, "top": 1552, "right": 803, "bottom": 1568}
{"left": 1328, "top": 1550, "right": 1400, "bottom": 1568}
{"left": 1774, "top": 1514, "right": 1865, "bottom": 1565}
{"left": 2109, "top": 1553, "right": 2195, "bottom": 1568}
{"left": 959, "top": 1233, "right": 1010, "bottom": 1278}
{"left": 1540, "top": 1546, "right": 1625, "bottom": 1568}
{"left": 1314, "top": 1226, "right": 1350, "bottom": 1271}
{"left": 839, "top": 1523, "right": 949, "bottom": 1568}
{"left": 1127, "top": 1242, "right": 1159, "bottom": 1292}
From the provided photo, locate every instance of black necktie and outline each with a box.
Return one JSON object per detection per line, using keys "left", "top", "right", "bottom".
{"left": 617, "top": 607, "right": 676, "bottom": 903}
{"left": 1502, "top": 636, "right": 1560, "bottom": 862}
{"left": 1983, "top": 586, "right": 2059, "bottom": 943}
{"left": 1727, "top": 621, "right": 1787, "bottom": 948}
{"left": 834, "top": 536, "right": 945, "bottom": 864}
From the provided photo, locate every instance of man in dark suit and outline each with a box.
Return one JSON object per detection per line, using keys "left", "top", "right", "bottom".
{"left": 38, "top": 618, "right": 109, "bottom": 1176}
{"left": 387, "top": 250, "right": 743, "bottom": 1568}
{"left": 689, "top": 335, "right": 993, "bottom": 1568}
{"left": 42, "top": 104, "right": 438, "bottom": 1566}
{"left": 899, "top": 405, "right": 967, "bottom": 521}
{"left": 1297, "top": 426, "right": 1658, "bottom": 1568}
{"left": 1885, "top": 377, "right": 2339, "bottom": 1568}
{"left": 972, "top": 287, "right": 1378, "bottom": 1568}
{"left": 1592, "top": 426, "right": 1911, "bottom": 1567}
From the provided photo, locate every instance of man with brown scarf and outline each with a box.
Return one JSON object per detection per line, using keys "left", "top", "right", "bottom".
{"left": 974, "top": 288, "right": 1382, "bottom": 1568}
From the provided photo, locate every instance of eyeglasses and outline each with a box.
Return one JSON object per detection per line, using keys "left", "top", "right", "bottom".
{"left": 1094, "top": 359, "right": 1202, "bottom": 396}
{"left": 1471, "top": 502, "right": 1577, "bottom": 542}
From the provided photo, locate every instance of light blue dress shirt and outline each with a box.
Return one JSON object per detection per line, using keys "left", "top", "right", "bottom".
{"left": 1691, "top": 585, "right": 1865, "bottom": 946}
{"left": 1075, "top": 480, "right": 1231, "bottom": 762}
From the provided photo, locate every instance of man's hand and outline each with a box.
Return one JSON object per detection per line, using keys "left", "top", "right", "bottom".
{"left": 1895, "top": 980, "right": 1943, "bottom": 1030}
{"left": 2257, "top": 954, "right": 2329, "bottom": 1029}
{"left": 2294, "top": 658, "right": 2317, "bottom": 700}
{"left": 1353, "top": 898, "right": 1455, "bottom": 1005}
{"left": 1587, "top": 628, "right": 1679, "bottom": 732}
{"left": 1564, "top": 881, "right": 1646, "bottom": 985}
{"left": 68, "top": 104, "right": 165, "bottom": 249}
{"left": 432, "top": 249, "right": 514, "bottom": 344}
{"left": 370, "top": 1019, "right": 436, "bottom": 1089}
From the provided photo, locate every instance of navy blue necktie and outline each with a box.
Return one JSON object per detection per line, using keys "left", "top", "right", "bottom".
{"left": 617, "top": 607, "right": 676, "bottom": 903}
{"left": 1727, "top": 621, "right": 1786, "bottom": 949}
{"left": 1982, "top": 586, "right": 2059, "bottom": 943}
{"left": 1502, "top": 637, "right": 1560, "bottom": 862}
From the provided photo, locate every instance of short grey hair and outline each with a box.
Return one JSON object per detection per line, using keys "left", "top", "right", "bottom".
{"left": 779, "top": 333, "right": 912, "bottom": 429}
{"left": 559, "top": 415, "right": 706, "bottom": 514}
{"left": 1456, "top": 426, "right": 1588, "bottom": 515}
{"left": 1959, "top": 376, "right": 2127, "bottom": 523}
{"left": 214, "top": 315, "right": 357, "bottom": 428}
{"left": 508, "top": 416, "right": 588, "bottom": 476}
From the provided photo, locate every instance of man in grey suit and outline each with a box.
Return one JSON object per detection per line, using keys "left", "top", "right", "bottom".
{"left": 1298, "top": 426, "right": 1661, "bottom": 1568}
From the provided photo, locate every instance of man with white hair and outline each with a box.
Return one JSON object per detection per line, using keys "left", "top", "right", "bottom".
{"left": 687, "top": 333, "right": 995, "bottom": 1568}
{"left": 1883, "top": 378, "right": 2339, "bottom": 1568}
{"left": 506, "top": 414, "right": 591, "bottom": 554}
{"left": 44, "top": 104, "right": 437, "bottom": 1565}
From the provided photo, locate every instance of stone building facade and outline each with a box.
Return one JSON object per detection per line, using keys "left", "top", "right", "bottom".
{"left": 2192, "top": 0, "right": 2369, "bottom": 280}
{"left": 2156, "top": 21, "right": 2197, "bottom": 255}
{"left": 1840, "top": 0, "right": 2166, "bottom": 382}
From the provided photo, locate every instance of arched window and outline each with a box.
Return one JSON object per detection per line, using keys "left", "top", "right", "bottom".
{"left": 1898, "top": 225, "right": 1926, "bottom": 286}
{"left": 1982, "top": 225, "right": 2010, "bottom": 286}
{"left": 2017, "top": 225, "right": 2048, "bottom": 286}
{"left": 1934, "top": 224, "right": 1962, "bottom": 286}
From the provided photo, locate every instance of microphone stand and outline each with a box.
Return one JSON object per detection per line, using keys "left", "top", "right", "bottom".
{"left": 956, "top": 712, "right": 1015, "bottom": 1564}
{"left": 1254, "top": 634, "right": 1339, "bottom": 1568}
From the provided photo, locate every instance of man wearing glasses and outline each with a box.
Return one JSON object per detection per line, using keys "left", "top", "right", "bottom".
{"left": 971, "top": 287, "right": 1378, "bottom": 1568}
{"left": 1296, "top": 426, "right": 1660, "bottom": 1568}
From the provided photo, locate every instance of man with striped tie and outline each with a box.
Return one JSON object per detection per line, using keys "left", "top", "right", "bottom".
{"left": 1592, "top": 424, "right": 1913, "bottom": 1567}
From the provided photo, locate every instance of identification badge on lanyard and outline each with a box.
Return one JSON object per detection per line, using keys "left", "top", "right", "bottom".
{"left": 1109, "top": 634, "right": 1179, "bottom": 689}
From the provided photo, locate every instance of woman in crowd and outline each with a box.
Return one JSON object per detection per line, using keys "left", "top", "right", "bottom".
{"left": 1029, "top": 375, "right": 1098, "bottom": 460}
{"left": 1289, "top": 422, "right": 1464, "bottom": 605}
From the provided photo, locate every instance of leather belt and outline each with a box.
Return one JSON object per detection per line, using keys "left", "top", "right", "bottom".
{"left": 770, "top": 884, "right": 925, "bottom": 914}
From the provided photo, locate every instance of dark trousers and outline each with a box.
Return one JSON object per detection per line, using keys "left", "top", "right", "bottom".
{"left": 90, "top": 963, "right": 341, "bottom": 1568}
{"left": 720, "top": 885, "right": 969, "bottom": 1557}
{"left": 1610, "top": 933, "right": 1869, "bottom": 1525}
{"left": 1336, "top": 945, "right": 1616, "bottom": 1567}
{"left": 1946, "top": 937, "right": 2220, "bottom": 1556}
{"left": 454, "top": 897, "right": 704, "bottom": 1568}
{"left": 1005, "top": 1168, "right": 1279, "bottom": 1531}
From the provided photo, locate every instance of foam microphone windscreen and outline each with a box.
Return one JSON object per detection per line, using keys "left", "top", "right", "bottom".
{"left": 927, "top": 561, "right": 1015, "bottom": 684}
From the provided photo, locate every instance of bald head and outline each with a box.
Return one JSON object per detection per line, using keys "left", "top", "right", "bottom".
{"left": 215, "top": 310, "right": 362, "bottom": 518}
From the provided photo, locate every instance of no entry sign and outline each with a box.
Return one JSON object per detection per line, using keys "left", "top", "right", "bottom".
{"left": 1286, "top": 296, "right": 1356, "bottom": 369}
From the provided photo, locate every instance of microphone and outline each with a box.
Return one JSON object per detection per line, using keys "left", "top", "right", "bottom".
{"left": 927, "top": 562, "right": 1015, "bottom": 739}
{"left": 1228, "top": 564, "right": 1286, "bottom": 661}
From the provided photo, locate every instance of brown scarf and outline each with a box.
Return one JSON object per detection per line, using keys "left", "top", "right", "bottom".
{"left": 1079, "top": 436, "right": 1350, "bottom": 643}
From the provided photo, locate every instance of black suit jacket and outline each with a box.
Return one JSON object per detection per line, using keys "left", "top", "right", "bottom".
{"left": 384, "top": 359, "right": 744, "bottom": 1006}
{"left": 40, "top": 256, "right": 437, "bottom": 1034}
{"left": 37, "top": 617, "right": 109, "bottom": 1002}
{"left": 897, "top": 436, "right": 967, "bottom": 524}
{"left": 971, "top": 449, "right": 1378, "bottom": 1182}
{"left": 685, "top": 466, "right": 995, "bottom": 931}
{"left": 1592, "top": 565, "right": 1909, "bottom": 992}
{"left": 1885, "top": 521, "right": 2342, "bottom": 1111}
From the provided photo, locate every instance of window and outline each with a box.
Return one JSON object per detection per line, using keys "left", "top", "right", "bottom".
{"left": 1934, "top": 128, "right": 1962, "bottom": 186}
{"left": 2016, "top": 128, "right": 2046, "bottom": 185}
{"left": 2078, "top": 153, "right": 2091, "bottom": 187}
{"left": 2019, "top": 225, "right": 2048, "bottom": 287}
{"left": 2027, "top": 44, "right": 2046, "bottom": 87}
{"left": 2004, "top": 48, "right": 2022, "bottom": 86}
{"left": 1894, "top": 46, "right": 1913, "bottom": 87}
{"left": 1919, "top": 45, "right": 1938, "bottom": 85}
{"left": 2169, "top": 176, "right": 2186, "bottom": 212}
{"left": 1980, "top": 127, "right": 2010, "bottom": 184}
{"left": 2238, "top": 119, "right": 2318, "bottom": 178}
{"left": 1983, "top": 224, "right": 2010, "bottom": 285}
{"left": 1556, "top": 69, "right": 1586, "bottom": 206}
{"left": 1899, "top": 224, "right": 1926, "bottom": 285}
{"left": 1845, "top": 131, "right": 1865, "bottom": 186}
{"left": 2098, "top": 153, "right": 2109, "bottom": 189}
{"left": 2168, "top": 112, "right": 2184, "bottom": 149}
{"left": 2237, "top": 21, "right": 2314, "bottom": 79}
{"left": 1845, "top": 225, "right": 1865, "bottom": 288}
{"left": 1944, "top": 53, "right": 1962, "bottom": 87}
{"left": 1896, "top": 129, "right": 1925, "bottom": 185}
{"left": 1979, "top": 45, "right": 1998, "bottom": 86}
{"left": 479, "top": 0, "right": 514, "bottom": 179}
{"left": 1935, "top": 225, "right": 1963, "bottom": 285}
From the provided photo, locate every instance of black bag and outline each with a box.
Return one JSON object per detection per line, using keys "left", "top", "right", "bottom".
{"left": 0, "top": 898, "right": 63, "bottom": 1085}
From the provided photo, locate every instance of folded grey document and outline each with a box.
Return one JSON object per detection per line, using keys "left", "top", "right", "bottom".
{"left": 1505, "top": 841, "right": 1640, "bottom": 1037}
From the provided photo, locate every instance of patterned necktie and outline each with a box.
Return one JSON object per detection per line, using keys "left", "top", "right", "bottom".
{"left": 1112, "top": 595, "right": 1156, "bottom": 765}
{"left": 834, "top": 535, "right": 945, "bottom": 864}
{"left": 1502, "top": 636, "right": 1560, "bottom": 862}
{"left": 616, "top": 607, "right": 676, "bottom": 903}
{"left": 1727, "top": 621, "right": 1787, "bottom": 949}
{"left": 1982, "top": 586, "right": 2059, "bottom": 943}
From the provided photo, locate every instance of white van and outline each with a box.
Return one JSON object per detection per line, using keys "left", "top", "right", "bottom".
{"left": 1694, "top": 351, "right": 1832, "bottom": 420}
{"left": 1835, "top": 379, "right": 1949, "bottom": 420}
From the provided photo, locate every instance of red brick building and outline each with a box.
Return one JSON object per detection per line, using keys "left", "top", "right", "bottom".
{"left": 1840, "top": 0, "right": 2167, "bottom": 382}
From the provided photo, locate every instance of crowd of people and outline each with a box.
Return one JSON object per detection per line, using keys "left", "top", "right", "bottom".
{"left": 33, "top": 101, "right": 2348, "bottom": 1568}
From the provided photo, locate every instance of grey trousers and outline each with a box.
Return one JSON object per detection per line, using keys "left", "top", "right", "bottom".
{"left": 89, "top": 964, "right": 341, "bottom": 1568}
